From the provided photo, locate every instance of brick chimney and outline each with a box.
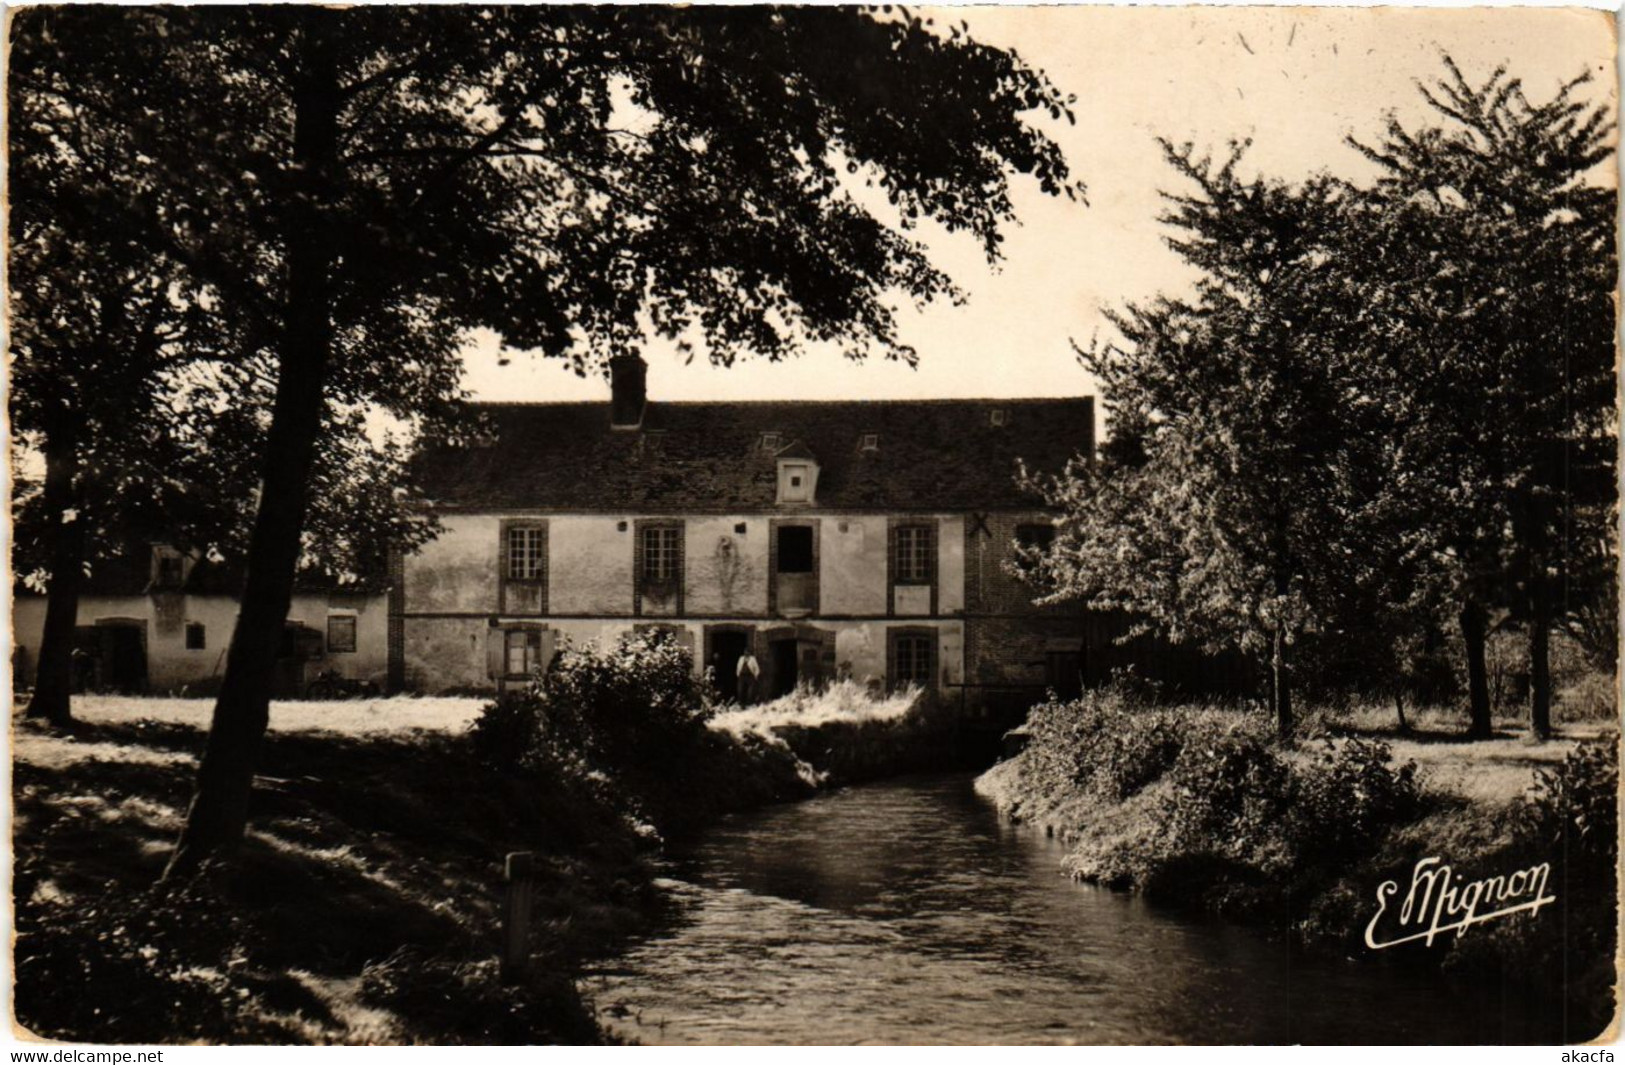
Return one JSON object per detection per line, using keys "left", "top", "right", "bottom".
{"left": 609, "top": 354, "right": 647, "bottom": 429}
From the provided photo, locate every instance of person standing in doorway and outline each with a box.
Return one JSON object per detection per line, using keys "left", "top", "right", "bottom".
{"left": 736, "top": 649, "right": 761, "bottom": 706}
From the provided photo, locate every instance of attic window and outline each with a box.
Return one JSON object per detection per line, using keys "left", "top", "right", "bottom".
{"left": 760, "top": 432, "right": 782, "bottom": 451}
{"left": 859, "top": 433, "right": 879, "bottom": 452}
{"left": 777, "top": 460, "right": 818, "bottom": 504}
{"left": 152, "top": 545, "right": 187, "bottom": 590}
{"left": 989, "top": 409, "right": 1008, "bottom": 427}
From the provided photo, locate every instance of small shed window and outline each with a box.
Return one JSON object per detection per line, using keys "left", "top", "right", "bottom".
{"left": 184, "top": 622, "right": 206, "bottom": 651}
{"left": 327, "top": 615, "right": 358, "bottom": 654}
{"left": 152, "top": 546, "right": 187, "bottom": 590}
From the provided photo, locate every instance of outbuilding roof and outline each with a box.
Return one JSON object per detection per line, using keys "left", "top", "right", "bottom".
{"left": 414, "top": 397, "right": 1095, "bottom": 512}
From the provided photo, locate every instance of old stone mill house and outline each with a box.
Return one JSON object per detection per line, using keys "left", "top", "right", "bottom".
{"left": 11, "top": 356, "right": 1104, "bottom": 711}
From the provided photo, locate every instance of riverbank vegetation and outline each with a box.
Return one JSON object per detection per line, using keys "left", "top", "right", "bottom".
{"left": 977, "top": 687, "right": 1618, "bottom": 1042}
{"left": 13, "top": 637, "right": 946, "bottom": 1044}
{"left": 469, "top": 632, "right": 943, "bottom": 839}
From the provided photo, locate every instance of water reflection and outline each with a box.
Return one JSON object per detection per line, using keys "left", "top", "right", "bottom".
{"left": 587, "top": 775, "right": 1546, "bottom": 1045}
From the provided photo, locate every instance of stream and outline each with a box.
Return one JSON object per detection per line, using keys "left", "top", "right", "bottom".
{"left": 587, "top": 773, "right": 1548, "bottom": 1044}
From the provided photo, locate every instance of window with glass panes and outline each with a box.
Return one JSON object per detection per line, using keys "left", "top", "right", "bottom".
{"left": 506, "top": 629, "right": 543, "bottom": 676}
{"left": 642, "top": 526, "right": 680, "bottom": 583}
{"left": 890, "top": 631, "right": 935, "bottom": 688}
{"left": 506, "top": 526, "right": 546, "bottom": 581}
{"left": 894, "top": 524, "right": 934, "bottom": 584}
{"left": 327, "top": 615, "right": 357, "bottom": 654}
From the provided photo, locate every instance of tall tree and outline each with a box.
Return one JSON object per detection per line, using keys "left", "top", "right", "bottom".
{"left": 9, "top": 6, "right": 1084, "bottom": 872}
{"left": 7, "top": 53, "right": 214, "bottom": 725}
{"left": 1346, "top": 59, "right": 1616, "bottom": 739}
{"left": 8, "top": 55, "right": 441, "bottom": 726}
{"left": 1031, "top": 142, "right": 1356, "bottom": 738}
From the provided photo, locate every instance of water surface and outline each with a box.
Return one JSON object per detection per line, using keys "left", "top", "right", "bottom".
{"left": 588, "top": 774, "right": 1546, "bottom": 1044}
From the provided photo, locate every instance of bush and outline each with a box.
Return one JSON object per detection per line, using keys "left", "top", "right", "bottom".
{"left": 1436, "top": 739, "right": 1619, "bottom": 1041}
{"left": 469, "top": 692, "right": 544, "bottom": 770}
{"left": 1289, "top": 738, "right": 1422, "bottom": 863}
{"left": 1019, "top": 688, "right": 1231, "bottom": 803}
{"left": 472, "top": 632, "right": 712, "bottom": 775}
{"left": 1158, "top": 727, "right": 1293, "bottom": 872}
{"left": 469, "top": 631, "right": 717, "bottom": 833}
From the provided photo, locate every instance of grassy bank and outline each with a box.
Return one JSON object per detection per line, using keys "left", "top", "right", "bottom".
{"left": 12, "top": 701, "right": 655, "bottom": 1044}
{"left": 13, "top": 670, "right": 950, "bottom": 1044}
{"left": 976, "top": 688, "right": 1619, "bottom": 1043}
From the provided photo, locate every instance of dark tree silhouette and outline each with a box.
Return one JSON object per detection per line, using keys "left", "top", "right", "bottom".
{"left": 8, "top": 6, "right": 1086, "bottom": 872}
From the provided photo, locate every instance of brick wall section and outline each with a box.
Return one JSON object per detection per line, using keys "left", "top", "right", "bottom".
{"left": 962, "top": 509, "right": 1089, "bottom": 692}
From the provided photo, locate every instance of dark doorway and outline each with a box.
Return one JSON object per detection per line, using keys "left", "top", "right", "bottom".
{"left": 710, "top": 629, "right": 749, "bottom": 702}
{"left": 77, "top": 621, "right": 147, "bottom": 693}
{"left": 770, "top": 639, "right": 798, "bottom": 698}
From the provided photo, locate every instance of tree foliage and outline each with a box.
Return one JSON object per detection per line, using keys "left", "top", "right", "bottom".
{"left": 1028, "top": 59, "right": 1615, "bottom": 738}
{"left": 10, "top": 5, "right": 1086, "bottom": 868}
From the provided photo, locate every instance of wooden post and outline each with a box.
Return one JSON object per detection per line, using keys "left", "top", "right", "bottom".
{"left": 501, "top": 851, "right": 538, "bottom": 982}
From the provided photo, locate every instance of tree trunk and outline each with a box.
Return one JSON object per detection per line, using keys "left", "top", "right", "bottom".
{"left": 1459, "top": 598, "right": 1492, "bottom": 739}
{"left": 165, "top": 29, "right": 340, "bottom": 878}
{"left": 28, "top": 416, "right": 85, "bottom": 728}
{"left": 1272, "top": 622, "right": 1292, "bottom": 740}
{"left": 1393, "top": 688, "right": 1409, "bottom": 735}
{"left": 1528, "top": 580, "right": 1553, "bottom": 742}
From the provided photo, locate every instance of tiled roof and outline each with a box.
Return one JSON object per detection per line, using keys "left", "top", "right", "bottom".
{"left": 414, "top": 397, "right": 1094, "bottom": 512}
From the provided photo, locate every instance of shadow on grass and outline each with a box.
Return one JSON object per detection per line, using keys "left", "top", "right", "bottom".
{"left": 13, "top": 719, "right": 658, "bottom": 1044}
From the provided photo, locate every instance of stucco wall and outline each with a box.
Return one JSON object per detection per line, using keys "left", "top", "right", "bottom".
{"left": 820, "top": 517, "right": 887, "bottom": 615}
{"left": 399, "top": 613, "right": 964, "bottom": 696}
{"left": 11, "top": 591, "right": 388, "bottom": 692}
{"left": 684, "top": 517, "right": 768, "bottom": 615}
{"left": 403, "top": 513, "right": 501, "bottom": 614}
{"left": 550, "top": 516, "right": 635, "bottom": 615}
{"left": 402, "top": 615, "right": 490, "bottom": 692}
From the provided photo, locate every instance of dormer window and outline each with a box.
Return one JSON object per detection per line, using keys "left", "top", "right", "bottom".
{"left": 759, "top": 432, "right": 782, "bottom": 452}
{"left": 773, "top": 439, "right": 819, "bottom": 504}
{"left": 151, "top": 545, "right": 189, "bottom": 590}
{"left": 989, "top": 409, "right": 1008, "bottom": 427}
{"left": 859, "top": 433, "right": 879, "bottom": 452}
{"left": 780, "top": 463, "right": 812, "bottom": 503}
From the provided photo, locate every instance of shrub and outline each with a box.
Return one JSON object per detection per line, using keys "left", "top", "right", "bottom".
{"left": 1018, "top": 687, "right": 1224, "bottom": 802}
{"left": 469, "top": 691, "right": 543, "bottom": 770}
{"left": 1437, "top": 739, "right": 1619, "bottom": 1041}
{"left": 1158, "top": 727, "right": 1293, "bottom": 871}
{"left": 1288, "top": 738, "right": 1422, "bottom": 864}
{"left": 471, "top": 631, "right": 713, "bottom": 778}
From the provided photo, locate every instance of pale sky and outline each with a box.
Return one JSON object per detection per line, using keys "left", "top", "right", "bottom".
{"left": 458, "top": 5, "right": 1617, "bottom": 423}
